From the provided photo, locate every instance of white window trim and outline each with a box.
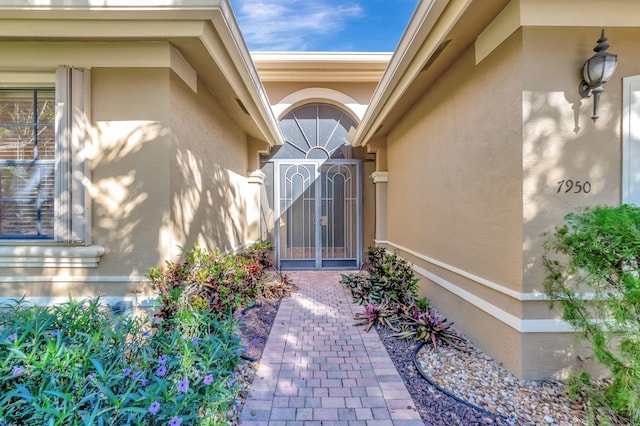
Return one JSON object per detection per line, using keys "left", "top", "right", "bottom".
{"left": 622, "top": 75, "right": 640, "bottom": 206}
{"left": 0, "top": 67, "right": 103, "bottom": 268}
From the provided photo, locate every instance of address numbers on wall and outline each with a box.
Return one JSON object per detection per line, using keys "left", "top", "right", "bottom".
{"left": 556, "top": 180, "right": 591, "bottom": 194}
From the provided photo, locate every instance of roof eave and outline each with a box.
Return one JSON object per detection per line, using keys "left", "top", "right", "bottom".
{"left": 350, "top": 0, "right": 470, "bottom": 147}
{"left": 0, "top": 0, "right": 284, "bottom": 147}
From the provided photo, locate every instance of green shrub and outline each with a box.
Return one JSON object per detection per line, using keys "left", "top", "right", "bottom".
{"left": 146, "top": 245, "right": 273, "bottom": 320}
{"left": 543, "top": 204, "right": 640, "bottom": 424}
{"left": 0, "top": 298, "right": 243, "bottom": 425}
{"left": 367, "top": 246, "right": 419, "bottom": 305}
{"left": 341, "top": 246, "right": 419, "bottom": 306}
{"left": 341, "top": 246, "right": 463, "bottom": 350}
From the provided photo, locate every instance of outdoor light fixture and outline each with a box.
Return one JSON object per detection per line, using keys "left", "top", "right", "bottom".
{"left": 578, "top": 29, "right": 618, "bottom": 122}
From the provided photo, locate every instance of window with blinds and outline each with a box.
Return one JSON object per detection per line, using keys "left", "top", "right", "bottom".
{"left": 0, "top": 88, "right": 55, "bottom": 239}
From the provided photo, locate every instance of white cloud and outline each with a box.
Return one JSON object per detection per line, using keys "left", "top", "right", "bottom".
{"left": 231, "top": 0, "right": 363, "bottom": 51}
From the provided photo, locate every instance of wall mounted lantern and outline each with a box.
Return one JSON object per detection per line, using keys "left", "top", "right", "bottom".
{"left": 578, "top": 29, "right": 618, "bottom": 122}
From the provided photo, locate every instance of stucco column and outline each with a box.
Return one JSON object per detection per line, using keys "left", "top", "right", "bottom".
{"left": 247, "top": 170, "right": 266, "bottom": 242}
{"left": 371, "top": 171, "right": 389, "bottom": 244}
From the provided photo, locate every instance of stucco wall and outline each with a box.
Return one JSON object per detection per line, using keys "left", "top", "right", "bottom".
{"left": 386, "top": 33, "right": 524, "bottom": 289}
{"left": 262, "top": 82, "right": 378, "bottom": 114}
{"left": 168, "top": 72, "right": 252, "bottom": 258}
{"left": 0, "top": 64, "right": 258, "bottom": 303}
{"left": 384, "top": 30, "right": 525, "bottom": 374}
{"left": 91, "top": 68, "right": 172, "bottom": 275}
{"left": 384, "top": 25, "right": 640, "bottom": 379}
{"left": 0, "top": 67, "right": 173, "bottom": 300}
{"left": 521, "top": 27, "right": 640, "bottom": 291}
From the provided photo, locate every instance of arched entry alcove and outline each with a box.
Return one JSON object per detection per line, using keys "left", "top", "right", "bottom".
{"left": 262, "top": 102, "right": 361, "bottom": 269}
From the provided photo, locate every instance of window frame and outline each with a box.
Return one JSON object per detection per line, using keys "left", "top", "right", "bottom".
{"left": 0, "top": 67, "right": 101, "bottom": 268}
{"left": 622, "top": 75, "right": 640, "bottom": 206}
{"left": 0, "top": 86, "right": 56, "bottom": 240}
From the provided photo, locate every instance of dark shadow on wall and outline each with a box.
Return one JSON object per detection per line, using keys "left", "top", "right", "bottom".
{"left": 171, "top": 145, "right": 247, "bottom": 259}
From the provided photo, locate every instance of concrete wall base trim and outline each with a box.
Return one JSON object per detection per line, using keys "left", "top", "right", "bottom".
{"left": 375, "top": 240, "right": 577, "bottom": 333}
{"left": 376, "top": 239, "right": 594, "bottom": 301}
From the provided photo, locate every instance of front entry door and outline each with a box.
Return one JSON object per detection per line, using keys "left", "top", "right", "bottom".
{"left": 276, "top": 160, "right": 360, "bottom": 269}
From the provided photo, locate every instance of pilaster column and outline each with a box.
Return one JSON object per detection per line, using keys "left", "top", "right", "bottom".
{"left": 247, "top": 170, "right": 267, "bottom": 242}
{"left": 370, "top": 171, "right": 389, "bottom": 244}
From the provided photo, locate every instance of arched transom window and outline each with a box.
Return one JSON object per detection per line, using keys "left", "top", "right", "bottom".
{"left": 274, "top": 103, "right": 357, "bottom": 160}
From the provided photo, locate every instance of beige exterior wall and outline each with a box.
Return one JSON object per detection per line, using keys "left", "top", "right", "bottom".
{"left": 521, "top": 27, "right": 639, "bottom": 291}
{"left": 384, "top": 30, "right": 526, "bottom": 374}
{"left": 91, "top": 67, "right": 173, "bottom": 283}
{"left": 0, "top": 51, "right": 263, "bottom": 305}
{"left": 0, "top": 66, "right": 174, "bottom": 301}
{"left": 169, "top": 71, "right": 253, "bottom": 257}
{"left": 262, "top": 81, "right": 378, "bottom": 117}
{"left": 381, "top": 23, "right": 640, "bottom": 379}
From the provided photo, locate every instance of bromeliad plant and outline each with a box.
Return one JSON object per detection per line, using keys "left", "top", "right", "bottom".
{"left": 0, "top": 297, "right": 245, "bottom": 425}
{"left": 342, "top": 246, "right": 462, "bottom": 350}
{"left": 353, "top": 298, "right": 397, "bottom": 332}
{"left": 394, "top": 304, "right": 462, "bottom": 351}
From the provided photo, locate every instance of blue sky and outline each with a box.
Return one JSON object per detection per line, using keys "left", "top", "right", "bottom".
{"left": 229, "top": 0, "right": 418, "bottom": 52}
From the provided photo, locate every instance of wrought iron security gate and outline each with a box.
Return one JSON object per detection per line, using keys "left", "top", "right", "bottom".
{"left": 275, "top": 160, "right": 360, "bottom": 269}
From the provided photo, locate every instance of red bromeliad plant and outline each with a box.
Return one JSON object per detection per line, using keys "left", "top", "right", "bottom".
{"left": 395, "top": 305, "right": 462, "bottom": 351}
{"left": 353, "top": 298, "right": 397, "bottom": 332}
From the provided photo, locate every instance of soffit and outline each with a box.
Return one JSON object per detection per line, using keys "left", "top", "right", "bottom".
{"left": 0, "top": 1, "right": 283, "bottom": 146}
{"left": 380, "top": 0, "right": 510, "bottom": 139}
{"left": 351, "top": 0, "right": 510, "bottom": 146}
{"left": 353, "top": 0, "right": 640, "bottom": 147}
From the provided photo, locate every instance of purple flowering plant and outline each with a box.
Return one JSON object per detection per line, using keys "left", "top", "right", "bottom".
{"left": 0, "top": 242, "right": 275, "bottom": 424}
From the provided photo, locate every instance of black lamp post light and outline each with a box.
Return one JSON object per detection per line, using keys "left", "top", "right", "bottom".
{"left": 578, "top": 29, "right": 618, "bottom": 122}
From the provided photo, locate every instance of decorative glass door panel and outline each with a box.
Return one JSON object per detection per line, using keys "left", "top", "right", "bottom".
{"left": 276, "top": 160, "right": 359, "bottom": 269}
{"left": 268, "top": 103, "right": 361, "bottom": 269}
{"left": 320, "top": 163, "right": 358, "bottom": 268}
{"left": 278, "top": 163, "right": 317, "bottom": 268}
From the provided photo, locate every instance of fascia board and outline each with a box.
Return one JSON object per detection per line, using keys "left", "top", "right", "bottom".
{"left": 252, "top": 52, "right": 391, "bottom": 83}
{"left": 350, "top": 0, "right": 470, "bottom": 147}
{"left": 476, "top": 0, "right": 640, "bottom": 65}
{"left": 206, "top": 8, "right": 284, "bottom": 147}
{"left": 252, "top": 52, "right": 392, "bottom": 70}
{"left": 0, "top": 0, "right": 283, "bottom": 147}
{"left": 0, "top": 19, "right": 206, "bottom": 39}
{"left": 0, "top": 0, "right": 226, "bottom": 15}
{"left": 0, "top": 41, "right": 173, "bottom": 68}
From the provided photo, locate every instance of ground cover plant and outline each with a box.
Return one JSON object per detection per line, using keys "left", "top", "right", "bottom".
{"left": 342, "top": 246, "right": 461, "bottom": 351}
{"left": 543, "top": 204, "right": 640, "bottom": 425}
{"left": 0, "top": 242, "right": 293, "bottom": 425}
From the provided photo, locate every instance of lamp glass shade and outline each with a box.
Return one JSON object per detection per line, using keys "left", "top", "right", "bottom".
{"left": 583, "top": 52, "right": 618, "bottom": 86}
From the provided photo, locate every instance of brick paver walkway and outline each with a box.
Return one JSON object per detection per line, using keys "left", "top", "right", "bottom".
{"left": 240, "top": 270, "right": 424, "bottom": 425}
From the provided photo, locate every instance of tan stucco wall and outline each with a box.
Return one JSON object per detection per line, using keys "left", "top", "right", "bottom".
{"left": 262, "top": 82, "right": 378, "bottom": 113}
{"left": 521, "top": 27, "right": 640, "bottom": 291}
{"left": 168, "top": 71, "right": 252, "bottom": 258}
{"left": 382, "top": 25, "right": 640, "bottom": 379}
{"left": 0, "top": 61, "right": 258, "bottom": 302}
{"left": 386, "top": 32, "right": 524, "bottom": 288}
{"left": 91, "top": 68, "right": 172, "bottom": 276}
{"left": 384, "top": 31, "right": 527, "bottom": 374}
{"left": 0, "top": 67, "right": 173, "bottom": 300}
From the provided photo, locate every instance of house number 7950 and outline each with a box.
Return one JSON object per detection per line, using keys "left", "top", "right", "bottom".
{"left": 556, "top": 180, "right": 591, "bottom": 194}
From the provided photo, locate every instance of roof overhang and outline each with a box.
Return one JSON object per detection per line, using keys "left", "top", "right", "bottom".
{"left": 350, "top": 0, "right": 640, "bottom": 147}
{"left": 0, "top": 0, "right": 283, "bottom": 147}
{"left": 252, "top": 52, "right": 392, "bottom": 83}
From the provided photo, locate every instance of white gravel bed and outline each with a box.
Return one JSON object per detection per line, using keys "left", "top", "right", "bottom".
{"left": 416, "top": 342, "right": 589, "bottom": 426}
